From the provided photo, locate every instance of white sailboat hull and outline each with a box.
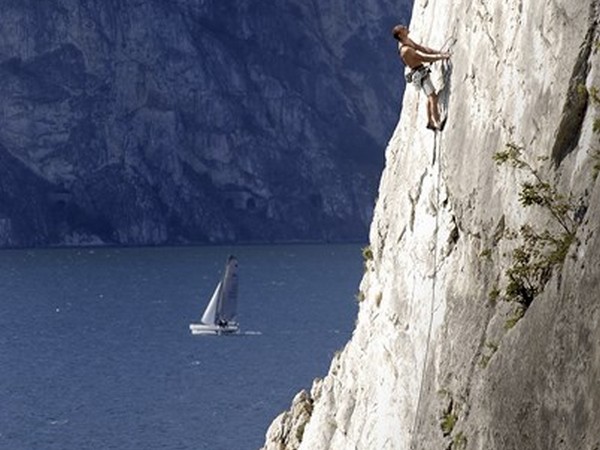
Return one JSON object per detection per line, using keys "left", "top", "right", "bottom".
{"left": 189, "top": 322, "right": 239, "bottom": 335}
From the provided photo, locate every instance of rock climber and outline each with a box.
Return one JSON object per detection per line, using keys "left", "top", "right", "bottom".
{"left": 392, "top": 24, "right": 451, "bottom": 131}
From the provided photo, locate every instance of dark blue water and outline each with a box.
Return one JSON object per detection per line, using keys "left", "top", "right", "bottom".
{"left": 0, "top": 244, "right": 361, "bottom": 450}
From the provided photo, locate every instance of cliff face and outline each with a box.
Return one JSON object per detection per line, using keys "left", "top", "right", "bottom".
{"left": 0, "top": 0, "right": 411, "bottom": 247}
{"left": 263, "top": 0, "right": 600, "bottom": 449}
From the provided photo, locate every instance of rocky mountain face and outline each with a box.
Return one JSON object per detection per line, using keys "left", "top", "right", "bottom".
{"left": 262, "top": 0, "right": 600, "bottom": 449}
{"left": 0, "top": 0, "right": 411, "bottom": 247}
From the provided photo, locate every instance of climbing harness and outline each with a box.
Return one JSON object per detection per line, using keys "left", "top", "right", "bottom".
{"left": 405, "top": 65, "right": 432, "bottom": 84}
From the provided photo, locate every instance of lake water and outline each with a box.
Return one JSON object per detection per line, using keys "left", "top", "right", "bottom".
{"left": 0, "top": 244, "right": 362, "bottom": 450}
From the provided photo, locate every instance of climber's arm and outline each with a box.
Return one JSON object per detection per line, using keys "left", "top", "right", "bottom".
{"left": 415, "top": 49, "right": 450, "bottom": 63}
{"left": 403, "top": 46, "right": 450, "bottom": 66}
{"left": 407, "top": 38, "right": 439, "bottom": 55}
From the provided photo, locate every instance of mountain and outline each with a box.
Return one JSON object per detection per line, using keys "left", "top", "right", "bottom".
{"left": 262, "top": 1, "right": 600, "bottom": 449}
{"left": 0, "top": 0, "right": 411, "bottom": 247}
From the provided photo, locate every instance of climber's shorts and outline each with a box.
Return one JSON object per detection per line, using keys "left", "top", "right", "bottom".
{"left": 406, "top": 65, "right": 435, "bottom": 96}
{"left": 416, "top": 75, "right": 435, "bottom": 96}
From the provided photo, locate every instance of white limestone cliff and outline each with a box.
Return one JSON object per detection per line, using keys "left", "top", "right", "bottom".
{"left": 262, "top": 0, "right": 600, "bottom": 449}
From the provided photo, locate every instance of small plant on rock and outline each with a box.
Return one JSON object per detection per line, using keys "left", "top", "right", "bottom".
{"left": 504, "top": 307, "right": 526, "bottom": 330}
{"left": 355, "top": 290, "right": 366, "bottom": 303}
{"left": 440, "top": 411, "right": 458, "bottom": 437}
{"left": 479, "top": 248, "right": 492, "bottom": 260}
{"left": 452, "top": 432, "right": 468, "bottom": 450}
{"left": 361, "top": 245, "right": 374, "bottom": 273}
{"left": 588, "top": 85, "right": 600, "bottom": 105}
{"left": 488, "top": 286, "right": 500, "bottom": 306}
{"left": 439, "top": 397, "right": 459, "bottom": 437}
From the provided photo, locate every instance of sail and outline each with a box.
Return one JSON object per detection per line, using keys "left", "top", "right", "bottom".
{"left": 217, "top": 256, "right": 239, "bottom": 322}
{"left": 201, "top": 281, "right": 221, "bottom": 325}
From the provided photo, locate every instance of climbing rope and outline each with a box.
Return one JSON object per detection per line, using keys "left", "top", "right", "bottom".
{"left": 440, "top": 35, "right": 457, "bottom": 53}
{"left": 409, "top": 126, "right": 444, "bottom": 449}
{"left": 406, "top": 31, "right": 455, "bottom": 448}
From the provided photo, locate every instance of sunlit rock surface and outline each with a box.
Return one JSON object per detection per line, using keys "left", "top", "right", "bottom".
{"left": 0, "top": 0, "right": 411, "bottom": 247}
{"left": 262, "top": 0, "right": 600, "bottom": 449}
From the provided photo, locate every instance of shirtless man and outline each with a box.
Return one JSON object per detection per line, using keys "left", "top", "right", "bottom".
{"left": 392, "top": 25, "right": 451, "bottom": 130}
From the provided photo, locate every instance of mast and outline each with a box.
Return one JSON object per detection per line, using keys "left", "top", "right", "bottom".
{"left": 217, "top": 255, "right": 239, "bottom": 322}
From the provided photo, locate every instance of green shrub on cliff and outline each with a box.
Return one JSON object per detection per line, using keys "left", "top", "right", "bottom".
{"left": 493, "top": 144, "right": 577, "bottom": 319}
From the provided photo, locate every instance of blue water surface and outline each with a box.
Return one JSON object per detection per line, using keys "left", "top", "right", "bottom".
{"left": 0, "top": 244, "right": 361, "bottom": 450}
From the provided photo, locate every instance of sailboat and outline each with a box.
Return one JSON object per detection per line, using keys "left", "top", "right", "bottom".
{"left": 189, "top": 255, "right": 240, "bottom": 335}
